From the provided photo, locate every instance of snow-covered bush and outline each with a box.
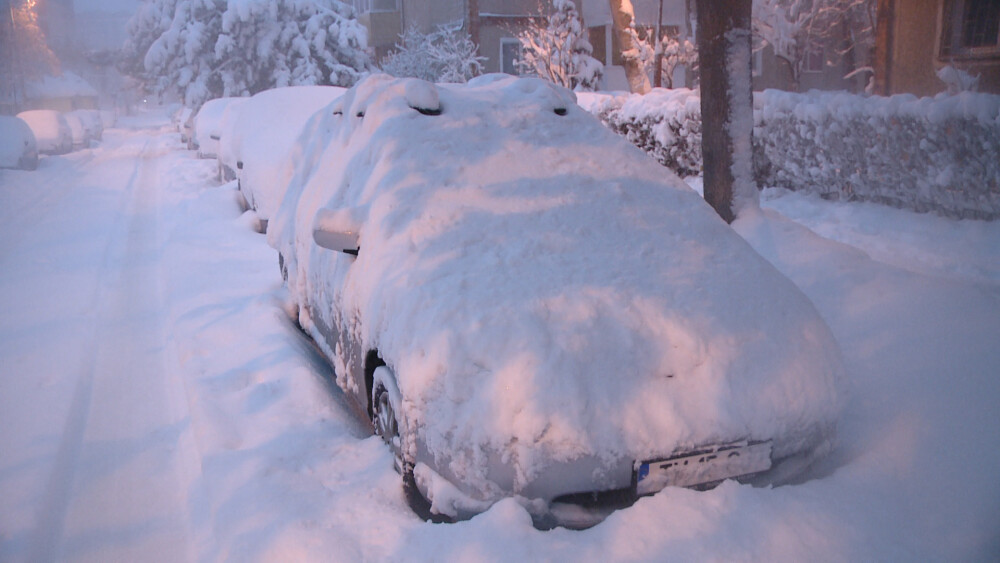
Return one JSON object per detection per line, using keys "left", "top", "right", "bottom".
{"left": 517, "top": 0, "right": 602, "bottom": 91}
{"left": 582, "top": 89, "right": 702, "bottom": 177}
{"left": 936, "top": 65, "right": 979, "bottom": 94}
{"left": 755, "top": 90, "right": 1000, "bottom": 220}
{"left": 582, "top": 89, "right": 1000, "bottom": 220}
{"left": 122, "top": 0, "right": 371, "bottom": 106}
{"left": 380, "top": 25, "right": 485, "bottom": 83}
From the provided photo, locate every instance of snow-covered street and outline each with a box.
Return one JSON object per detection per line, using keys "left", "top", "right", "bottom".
{"left": 1, "top": 114, "right": 999, "bottom": 561}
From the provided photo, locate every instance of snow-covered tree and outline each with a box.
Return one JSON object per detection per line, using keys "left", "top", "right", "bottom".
{"left": 121, "top": 0, "right": 372, "bottom": 106}
{"left": 752, "top": 0, "right": 875, "bottom": 88}
{"left": 657, "top": 33, "right": 698, "bottom": 88}
{"left": 518, "top": 0, "right": 603, "bottom": 91}
{"left": 380, "top": 24, "right": 485, "bottom": 83}
{"left": 624, "top": 23, "right": 698, "bottom": 89}
{"left": 609, "top": 0, "right": 650, "bottom": 94}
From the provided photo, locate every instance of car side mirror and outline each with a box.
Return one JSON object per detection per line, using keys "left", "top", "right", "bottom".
{"left": 313, "top": 229, "right": 359, "bottom": 256}
{"left": 313, "top": 208, "right": 360, "bottom": 256}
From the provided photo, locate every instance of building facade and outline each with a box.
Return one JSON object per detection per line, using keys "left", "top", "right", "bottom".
{"left": 353, "top": 0, "right": 545, "bottom": 74}
{"left": 877, "top": 0, "right": 1000, "bottom": 95}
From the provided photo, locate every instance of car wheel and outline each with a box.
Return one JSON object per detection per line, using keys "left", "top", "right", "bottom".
{"left": 372, "top": 366, "right": 404, "bottom": 471}
{"left": 278, "top": 253, "right": 288, "bottom": 282}
{"left": 371, "top": 366, "right": 452, "bottom": 523}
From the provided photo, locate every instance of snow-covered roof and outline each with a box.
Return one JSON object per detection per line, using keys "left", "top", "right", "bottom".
{"left": 25, "top": 71, "right": 99, "bottom": 100}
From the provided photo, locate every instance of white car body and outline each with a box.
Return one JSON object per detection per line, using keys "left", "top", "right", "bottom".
{"left": 227, "top": 86, "right": 345, "bottom": 226}
{"left": 0, "top": 116, "right": 39, "bottom": 170}
{"left": 269, "top": 74, "right": 845, "bottom": 527}
{"left": 194, "top": 97, "right": 244, "bottom": 159}
{"left": 16, "top": 110, "right": 72, "bottom": 155}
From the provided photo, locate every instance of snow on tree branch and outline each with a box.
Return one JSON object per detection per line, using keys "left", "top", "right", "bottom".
{"left": 121, "top": 0, "right": 372, "bottom": 106}
{"left": 517, "top": 0, "right": 603, "bottom": 91}
{"left": 752, "top": 0, "right": 875, "bottom": 87}
{"left": 380, "top": 24, "right": 485, "bottom": 83}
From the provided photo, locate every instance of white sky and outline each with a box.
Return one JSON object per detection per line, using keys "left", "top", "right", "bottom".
{"left": 73, "top": 0, "right": 142, "bottom": 14}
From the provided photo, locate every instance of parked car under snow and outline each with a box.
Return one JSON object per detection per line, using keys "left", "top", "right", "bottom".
{"left": 16, "top": 110, "right": 72, "bottom": 156}
{"left": 0, "top": 116, "right": 39, "bottom": 170}
{"left": 268, "top": 74, "right": 844, "bottom": 528}
{"left": 221, "top": 85, "right": 345, "bottom": 229}
{"left": 193, "top": 97, "right": 244, "bottom": 159}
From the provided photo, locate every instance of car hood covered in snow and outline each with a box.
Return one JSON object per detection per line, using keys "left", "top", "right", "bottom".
{"left": 270, "top": 74, "right": 845, "bottom": 498}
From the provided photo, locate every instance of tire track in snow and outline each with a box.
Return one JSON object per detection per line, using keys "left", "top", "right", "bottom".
{"left": 26, "top": 134, "right": 200, "bottom": 562}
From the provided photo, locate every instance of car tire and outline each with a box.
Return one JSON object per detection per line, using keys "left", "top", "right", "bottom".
{"left": 278, "top": 253, "right": 288, "bottom": 282}
{"left": 371, "top": 366, "right": 452, "bottom": 523}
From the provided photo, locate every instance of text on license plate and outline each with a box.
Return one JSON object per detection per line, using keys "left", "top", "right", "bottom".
{"left": 636, "top": 440, "right": 773, "bottom": 496}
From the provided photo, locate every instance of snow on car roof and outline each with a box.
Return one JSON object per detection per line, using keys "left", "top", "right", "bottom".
{"left": 273, "top": 74, "right": 844, "bottom": 493}
{"left": 232, "top": 85, "right": 345, "bottom": 220}
{"left": 0, "top": 116, "right": 37, "bottom": 169}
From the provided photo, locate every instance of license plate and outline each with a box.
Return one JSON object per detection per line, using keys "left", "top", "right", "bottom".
{"left": 636, "top": 441, "right": 772, "bottom": 496}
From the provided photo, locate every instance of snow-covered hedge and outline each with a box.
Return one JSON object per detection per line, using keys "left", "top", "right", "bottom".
{"left": 578, "top": 90, "right": 1000, "bottom": 221}
{"left": 578, "top": 90, "right": 702, "bottom": 177}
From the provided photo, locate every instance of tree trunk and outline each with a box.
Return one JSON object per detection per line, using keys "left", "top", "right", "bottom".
{"left": 696, "top": 0, "right": 756, "bottom": 224}
{"left": 468, "top": 0, "right": 480, "bottom": 49}
{"left": 609, "top": 0, "right": 651, "bottom": 94}
{"left": 653, "top": 0, "right": 664, "bottom": 88}
{"left": 873, "top": 0, "right": 893, "bottom": 95}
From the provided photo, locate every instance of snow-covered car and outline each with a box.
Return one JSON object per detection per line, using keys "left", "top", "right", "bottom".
{"left": 224, "top": 86, "right": 345, "bottom": 228}
{"left": 62, "top": 112, "right": 89, "bottom": 149}
{"left": 177, "top": 106, "right": 193, "bottom": 136}
{"left": 68, "top": 109, "right": 104, "bottom": 142}
{"left": 216, "top": 100, "right": 244, "bottom": 181}
{"left": 99, "top": 109, "right": 117, "bottom": 129}
{"left": 269, "top": 74, "right": 844, "bottom": 528}
{"left": 193, "top": 97, "right": 244, "bottom": 159}
{"left": 16, "top": 110, "right": 73, "bottom": 155}
{"left": 0, "top": 116, "right": 39, "bottom": 170}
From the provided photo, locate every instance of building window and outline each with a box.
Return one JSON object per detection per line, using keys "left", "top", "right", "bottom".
{"left": 354, "top": 0, "right": 398, "bottom": 14}
{"left": 752, "top": 48, "right": 763, "bottom": 77}
{"left": 804, "top": 47, "right": 824, "bottom": 73}
{"left": 589, "top": 25, "right": 607, "bottom": 65}
{"left": 501, "top": 38, "right": 522, "bottom": 75}
{"left": 940, "top": 0, "right": 1000, "bottom": 57}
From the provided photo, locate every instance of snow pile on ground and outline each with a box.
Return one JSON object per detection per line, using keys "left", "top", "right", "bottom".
{"left": 227, "top": 86, "right": 345, "bottom": 220}
{"left": 271, "top": 74, "right": 843, "bottom": 498}
{"left": 760, "top": 187, "right": 1000, "bottom": 285}
{"left": 580, "top": 88, "right": 1000, "bottom": 220}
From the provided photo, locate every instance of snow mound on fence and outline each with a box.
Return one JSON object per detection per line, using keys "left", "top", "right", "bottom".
{"left": 272, "top": 74, "right": 844, "bottom": 495}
